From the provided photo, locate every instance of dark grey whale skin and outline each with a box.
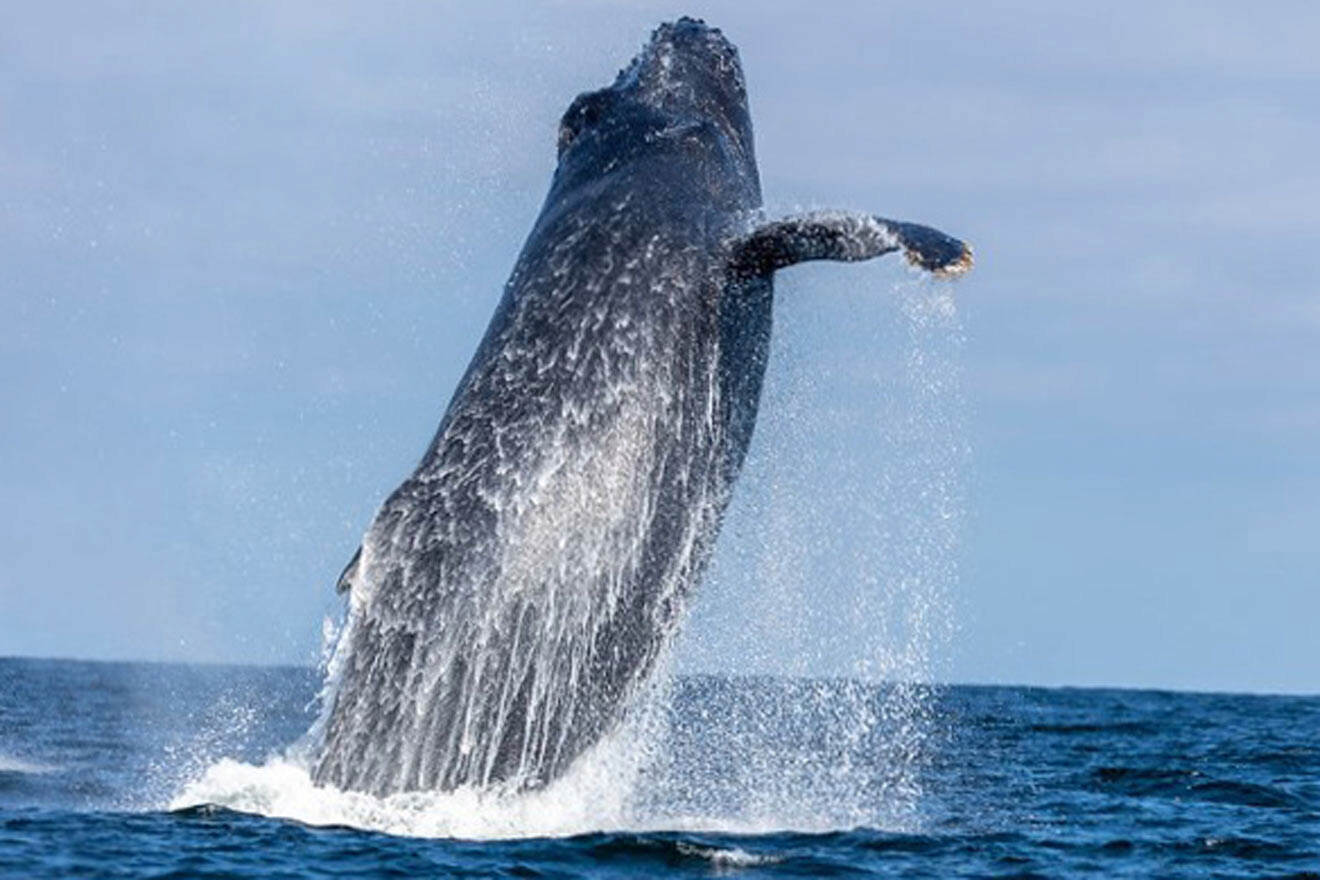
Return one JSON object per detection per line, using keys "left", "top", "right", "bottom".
{"left": 313, "top": 18, "right": 971, "bottom": 797}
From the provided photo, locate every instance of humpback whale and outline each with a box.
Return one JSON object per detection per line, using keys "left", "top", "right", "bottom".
{"left": 312, "top": 18, "right": 971, "bottom": 797}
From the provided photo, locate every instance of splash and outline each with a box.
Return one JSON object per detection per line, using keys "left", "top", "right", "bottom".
{"left": 173, "top": 270, "right": 965, "bottom": 839}
{"left": 669, "top": 268, "right": 966, "bottom": 831}
{"left": 171, "top": 699, "right": 660, "bottom": 839}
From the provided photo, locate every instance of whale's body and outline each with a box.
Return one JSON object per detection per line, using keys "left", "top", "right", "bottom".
{"left": 313, "top": 19, "right": 970, "bottom": 797}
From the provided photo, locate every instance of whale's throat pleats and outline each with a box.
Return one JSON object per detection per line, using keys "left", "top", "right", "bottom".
{"left": 312, "top": 242, "right": 732, "bottom": 795}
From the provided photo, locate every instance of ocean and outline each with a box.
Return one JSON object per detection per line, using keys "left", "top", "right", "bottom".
{"left": 1, "top": 656, "right": 1317, "bottom": 878}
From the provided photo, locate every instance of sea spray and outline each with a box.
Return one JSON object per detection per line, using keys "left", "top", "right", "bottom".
{"left": 668, "top": 268, "right": 965, "bottom": 830}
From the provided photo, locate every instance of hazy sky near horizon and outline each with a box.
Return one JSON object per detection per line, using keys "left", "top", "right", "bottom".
{"left": 3, "top": 1, "right": 1318, "bottom": 693}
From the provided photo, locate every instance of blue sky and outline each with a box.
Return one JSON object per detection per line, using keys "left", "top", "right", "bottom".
{"left": 2, "top": 2, "right": 1317, "bottom": 693}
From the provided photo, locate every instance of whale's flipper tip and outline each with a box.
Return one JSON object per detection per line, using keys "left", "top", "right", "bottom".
{"left": 891, "top": 221, "right": 974, "bottom": 278}
{"left": 921, "top": 241, "right": 974, "bottom": 278}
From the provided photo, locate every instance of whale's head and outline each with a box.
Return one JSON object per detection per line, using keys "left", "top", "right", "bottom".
{"left": 554, "top": 18, "right": 758, "bottom": 199}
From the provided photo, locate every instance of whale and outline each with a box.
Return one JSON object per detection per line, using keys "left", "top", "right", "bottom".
{"left": 312, "top": 17, "right": 971, "bottom": 797}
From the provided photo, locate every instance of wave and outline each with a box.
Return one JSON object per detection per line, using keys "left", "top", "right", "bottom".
{"left": 0, "top": 753, "right": 59, "bottom": 775}
{"left": 1088, "top": 766, "right": 1310, "bottom": 810}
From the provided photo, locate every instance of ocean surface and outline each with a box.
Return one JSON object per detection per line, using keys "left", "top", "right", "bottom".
{"left": 1, "top": 656, "right": 1318, "bottom": 878}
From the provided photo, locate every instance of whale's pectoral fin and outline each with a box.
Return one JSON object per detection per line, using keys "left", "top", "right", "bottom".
{"left": 336, "top": 546, "right": 362, "bottom": 595}
{"left": 732, "top": 211, "right": 973, "bottom": 279}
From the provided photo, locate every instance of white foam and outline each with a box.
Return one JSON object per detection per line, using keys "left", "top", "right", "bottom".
{"left": 171, "top": 756, "right": 625, "bottom": 839}
{"left": 170, "top": 753, "right": 868, "bottom": 841}
{"left": 171, "top": 702, "right": 660, "bottom": 840}
{"left": 675, "top": 842, "right": 784, "bottom": 868}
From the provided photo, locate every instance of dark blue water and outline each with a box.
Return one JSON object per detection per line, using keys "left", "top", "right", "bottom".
{"left": 2, "top": 657, "right": 1318, "bottom": 878}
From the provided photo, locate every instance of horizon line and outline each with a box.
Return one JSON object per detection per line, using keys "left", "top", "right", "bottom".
{"left": 2, "top": 652, "right": 1315, "bottom": 701}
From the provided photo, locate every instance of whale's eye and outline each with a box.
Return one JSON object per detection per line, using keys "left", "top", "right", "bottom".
{"left": 558, "top": 90, "right": 613, "bottom": 156}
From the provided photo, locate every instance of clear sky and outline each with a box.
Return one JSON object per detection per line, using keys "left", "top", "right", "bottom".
{"left": 2, "top": 1, "right": 1317, "bottom": 693}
